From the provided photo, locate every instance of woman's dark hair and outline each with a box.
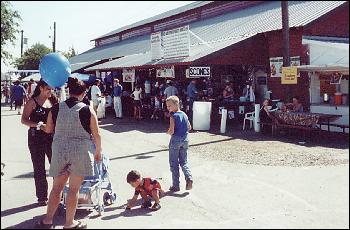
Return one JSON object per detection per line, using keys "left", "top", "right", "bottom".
{"left": 94, "top": 79, "right": 101, "bottom": 85}
{"left": 67, "top": 77, "right": 86, "bottom": 96}
{"left": 31, "top": 79, "right": 58, "bottom": 105}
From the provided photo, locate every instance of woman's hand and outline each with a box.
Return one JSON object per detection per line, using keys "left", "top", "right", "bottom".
{"left": 95, "top": 149, "right": 102, "bottom": 162}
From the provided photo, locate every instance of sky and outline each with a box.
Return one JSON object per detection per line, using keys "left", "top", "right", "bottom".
{"left": 2, "top": 1, "right": 194, "bottom": 71}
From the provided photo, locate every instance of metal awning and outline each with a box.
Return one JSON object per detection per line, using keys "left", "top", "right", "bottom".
{"left": 85, "top": 33, "right": 252, "bottom": 71}
{"left": 297, "top": 65, "right": 349, "bottom": 75}
{"left": 71, "top": 1, "right": 346, "bottom": 72}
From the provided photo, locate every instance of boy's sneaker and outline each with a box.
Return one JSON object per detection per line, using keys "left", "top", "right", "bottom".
{"left": 169, "top": 186, "right": 180, "bottom": 192}
{"left": 151, "top": 203, "right": 161, "bottom": 211}
{"left": 186, "top": 180, "right": 193, "bottom": 190}
{"left": 141, "top": 200, "right": 152, "bottom": 208}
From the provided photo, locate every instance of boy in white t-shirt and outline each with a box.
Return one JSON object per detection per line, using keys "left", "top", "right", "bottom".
{"left": 131, "top": 86, "right": 142, "bottom": 120}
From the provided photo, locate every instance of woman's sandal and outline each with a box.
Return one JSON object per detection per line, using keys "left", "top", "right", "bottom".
{"left": 35, "top": 219, "right": 54, "bottom": 229}
{"left": 63, "top": 220, "right": 87, "bottom": 229}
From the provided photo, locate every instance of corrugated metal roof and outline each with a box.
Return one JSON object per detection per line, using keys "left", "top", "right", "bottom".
{"left": 72, "top": 1, "right": 347, "bottom": 71}
{"left": 93, "top": 1, "right": 212, "bottom": 40}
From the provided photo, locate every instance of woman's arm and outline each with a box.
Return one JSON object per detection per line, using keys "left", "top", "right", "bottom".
{"left": 167, "top": 116, "right": 175, "bottom": 135}
{"left": 44, "top": 111, "right": 55, "bottom": 133}
{"left": 21, "top": 99, "right": 37, "bottom": 128}
{"left": 188, "top": 120, "right": 192, "bottom": 131}
{"left": 89, "top": 106, "right": 102, "bottom": 161}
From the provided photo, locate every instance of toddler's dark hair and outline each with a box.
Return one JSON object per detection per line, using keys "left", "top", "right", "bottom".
{"left": 67, "top": 77, "right": 86, "bottom": 95}
{"left": 126, "top": 170, "right": 141, "bottom": 183}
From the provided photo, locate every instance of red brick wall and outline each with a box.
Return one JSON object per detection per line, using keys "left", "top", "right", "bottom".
{"left": 265, "top": 28, "right": 311, "bottom": 109}
{"left": 304, "top": 3, "right": 349, "bottom": 38}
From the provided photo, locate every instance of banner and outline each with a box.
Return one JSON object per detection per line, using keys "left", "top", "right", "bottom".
{"left": 122, "top": 68, "right": 135, "bottom": 82}
{"left": 162, "top": 25, "right": 190, "bottom": 59}
{"left": 151, "top": 32, "right": 163, "bottom": 61}
{"left": 270, "top": 56, "right": 300, "bottom": 77}
{"left": 281, "top": 66, "right": 298, "bottom": 84}
{"left": 188, "top": 66, "right": 211, "bottom": 78}
{"left": 156, "top": 66, "right": 175, "bottom": 78}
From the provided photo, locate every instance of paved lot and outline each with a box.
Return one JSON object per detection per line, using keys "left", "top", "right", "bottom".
{"left": 1, "top": 104, "right": 349, "bottom": 229}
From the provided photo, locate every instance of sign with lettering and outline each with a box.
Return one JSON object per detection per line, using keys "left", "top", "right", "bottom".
{"left": 281, "top": 66, "right": 298, "bottom": 84}
{"left": 162, "top": 25, "right": 190, "bottom": 59}
{"left": 151, "top": 32, "right": 162, "bottom": 61}
{"left": 270, "top": 56, "right": 300, "bottom": 77}
{"left": 156, "top": 66, "right": 175, "bottom": 78}
{"left": 188, "top": 67, "right": 211, "bottom": 78}
{"left": 122, "top": 68, "right": 135, "bottom": 82}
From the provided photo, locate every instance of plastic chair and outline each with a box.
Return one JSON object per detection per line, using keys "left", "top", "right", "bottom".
{"left": 243, "top": 111, "right": 255, "bottom": 130}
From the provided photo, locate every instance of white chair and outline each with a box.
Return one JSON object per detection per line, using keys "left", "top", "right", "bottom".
{"left": 243, "top": 111, "right": 255, "bottom": 130}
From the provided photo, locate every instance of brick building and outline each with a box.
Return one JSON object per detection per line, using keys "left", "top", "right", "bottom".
{"left": 70, "top": 1, "right": 348, "bottom": 114}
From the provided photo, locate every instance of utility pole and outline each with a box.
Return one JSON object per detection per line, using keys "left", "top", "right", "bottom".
{"left": 281, "top": 1, "right": 292, "bottom": 100}
{"left": 20, "top": 30, "right": 24, "bottom": 57}
{"left": 53, "top": 22, "right": 56, "bottom": 52}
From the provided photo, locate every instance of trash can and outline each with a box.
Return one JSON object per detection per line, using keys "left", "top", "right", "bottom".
{"left": 193, "top": 101, "right": 212, "bottom": 131}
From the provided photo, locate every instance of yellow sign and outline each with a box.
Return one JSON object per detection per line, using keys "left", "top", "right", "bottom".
{"left": 281, "top": 66, "right": 298, "bottom": 84}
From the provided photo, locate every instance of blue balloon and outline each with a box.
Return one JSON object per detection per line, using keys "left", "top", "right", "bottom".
{"left": 39, "top": 53, "right": 71, "bottom": 88}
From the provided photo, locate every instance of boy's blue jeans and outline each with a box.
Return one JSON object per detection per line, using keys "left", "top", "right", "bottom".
{"left": 169, "top": 135, "right": 193, "bottom": 189}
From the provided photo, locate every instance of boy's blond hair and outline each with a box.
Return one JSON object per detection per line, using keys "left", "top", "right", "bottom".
{"left": 166, "top": 96, "right": 180, "bottom": 106}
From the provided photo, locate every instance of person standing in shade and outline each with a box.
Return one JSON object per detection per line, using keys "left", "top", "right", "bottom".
{"left": 112, "top": 79, "right": 123, "bottom": 119}
{"left": 91, "top": 79, "right": 102, "bottom": 113}
{"left": 29, "top": 78, "right": 37, "bottom": 97}
{"left": 186, "top": 80, "right": 197, "bottom": 124}
{"left": 21, "top": 79, "right": 58, "bottom": 206}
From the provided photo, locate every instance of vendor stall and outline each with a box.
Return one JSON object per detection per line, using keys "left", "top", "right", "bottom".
{"left": 298, "top": 65, "right": 349, "bottom": 133}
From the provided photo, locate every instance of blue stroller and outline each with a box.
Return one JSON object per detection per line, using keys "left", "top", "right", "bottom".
{"left": 58, "top": 155, "right": 117, "bottom": 216}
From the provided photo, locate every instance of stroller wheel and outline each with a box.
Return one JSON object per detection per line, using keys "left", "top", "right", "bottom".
{"left": 103, "top": 192, "right": 111, "bottom": 206}
{"left": 111, "top": 193, "right": 117, "bottom": 203}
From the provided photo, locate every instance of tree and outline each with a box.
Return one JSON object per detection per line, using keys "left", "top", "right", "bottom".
{"left": 61, "top": 46, "right": 77, "bottom": 59}
{"left": 1, "top": 1, "right": 21, "bottom": 62}
{"left": 13, "top": 43, "right": 51, "bottom": 70}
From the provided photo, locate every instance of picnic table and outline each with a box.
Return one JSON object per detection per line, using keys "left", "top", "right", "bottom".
{"left": 271, "top": 111, "right": 342, "bottom": 128}
{"left": 268, "top": 111, "right": 342, "bottom": 137}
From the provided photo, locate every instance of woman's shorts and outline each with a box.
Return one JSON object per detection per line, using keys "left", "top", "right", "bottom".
{"left": 133, "top": 100, "right": 141, "bottom": 107}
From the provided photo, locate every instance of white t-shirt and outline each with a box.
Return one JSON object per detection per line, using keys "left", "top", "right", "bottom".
{"left": 30, "top": 83, "right": 37, "bottom": 97}
{"left": 131, "top": 89, "right": 142, "bottom": 100}
{"left": 91, "top": 85, "right": 101, "bottom": 101}
{"left": 154, "top": 98, "right": 161, "bottom": 109}
{"left": 164, "top": 86, "right": 178, "bottom": 98}
{"left": 144, "top": 81, "right": 151, "bottom": 94}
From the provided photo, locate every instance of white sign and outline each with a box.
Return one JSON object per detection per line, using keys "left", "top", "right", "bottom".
{"left": 162, "top": 25, "right": 190, "bottom": 59}
{"left": 122, "top": 68, "right": 135, "bottom": 82}
{"left": 151, "top": 32, "right": 163, "bottom": 61}
{"left": 189, "top": 66, "right": 211, "bottom": 78}
{"left": 156, "top": 66, "right": 175, "bottom": 78}
{"left": 270, "top": 56, "right": 300, "bottom": 77}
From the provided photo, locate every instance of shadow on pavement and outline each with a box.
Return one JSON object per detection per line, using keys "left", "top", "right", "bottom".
{"left": 109, "top": 138, "right": 234, "bottom": 162}
{"left": 1, "top": 203, "right": 40, "bottom": 218}
{"left": 13, "top": 170, "right": 49, "bottom": 179}
{"left": 4, "top": 209, "right": 91, "bottom": 229}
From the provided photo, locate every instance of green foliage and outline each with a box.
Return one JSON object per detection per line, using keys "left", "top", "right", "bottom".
{"left": 61, "top": 46, "right": 77, "bottom": 59}
{"left": 13, "top": 43, "right": 51, "bottom": 70}
{"left": 1, "top": 1, "right": 21, "bottom": 62}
